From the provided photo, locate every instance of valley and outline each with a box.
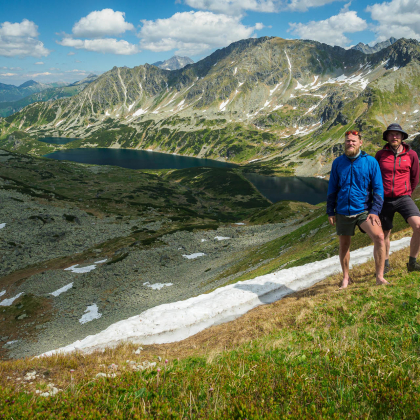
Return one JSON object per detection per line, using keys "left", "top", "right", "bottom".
{"left": 1, "top": 37, "right": 420, "bottom": 177}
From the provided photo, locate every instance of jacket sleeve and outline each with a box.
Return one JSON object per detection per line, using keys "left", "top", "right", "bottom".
{"left": 369, "top": 158, "right": 384, "bottom": 216}
{"left": 326, "top": 160, "right": 339, "bottom": 216}
{"left": 410, "top": 150, "right": 419, "bottom": 192}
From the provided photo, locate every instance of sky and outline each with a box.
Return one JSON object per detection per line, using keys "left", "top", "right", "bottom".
{"left": 1, "top": 0, "right": 420, "bottom": 86}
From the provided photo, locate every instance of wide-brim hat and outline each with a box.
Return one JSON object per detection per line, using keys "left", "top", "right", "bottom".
{"left": 383, "top": 123, "right": 408, "bottom": 141}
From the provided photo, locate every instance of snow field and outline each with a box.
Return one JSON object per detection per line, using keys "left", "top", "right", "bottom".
{"left": 39, "top": 237, "right": 411, "bottom": 357}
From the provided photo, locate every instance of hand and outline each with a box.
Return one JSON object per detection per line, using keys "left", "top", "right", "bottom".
{"left": 328, "top": 215, "right": 336, "bottom": 226}
{"left": 367, "top": 213, "right": 381, "bottom": 226}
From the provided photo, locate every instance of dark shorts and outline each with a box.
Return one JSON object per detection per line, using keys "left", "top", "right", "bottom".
{"left": 336, "top": 211, "right": 368, "bottom": 236}
{"left": 380, "top": 196, "right": 420, "bottom": 231}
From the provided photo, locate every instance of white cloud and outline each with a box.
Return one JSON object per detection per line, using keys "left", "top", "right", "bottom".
{"left": 182, "top": 0, "right": 277, "bottom": 14}
{"left": 72, "top": 9, "right": 135, "bottom": 38}
{"left": 182, "top": 0, "right": 344, "bottom": 13}
{"left": 288, "top": 10, "right": 367, "bottom": 47}
{"left": 0, "top": 19, "right": 50, "bottom": 57}
{"left": 67, "top": 51, "right": 76, "bottom": 56}
{"left": 286, "top": 0, "right": 344, "bottom": 12}
{"left": 31, "top": 72, "right": 52, "bottom": 77}
{"left": 367, "top": 0, "right": 420, "bottom": 42}
{"left": 65, "top": 69, "right": 87, "bottom": 73}
{"left": 58, "top": 37, "right": 139, "bottom": 55}
{"left": 139, "top": 11, "right": 263, "bottom": 55}
{"left": 35, "top": 61, "right": 44, "bottom": 65}
{"left": 0, "top": 73, "right": 16, "bottom": 76}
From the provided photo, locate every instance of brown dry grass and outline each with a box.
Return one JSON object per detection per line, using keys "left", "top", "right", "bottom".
{"left": 0, "top": 228, "right": 414, "bottom": 396}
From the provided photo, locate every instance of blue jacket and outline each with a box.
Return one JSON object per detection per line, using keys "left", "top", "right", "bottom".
{"left": 327, "top": 151, "right": 384, "bottom": 216}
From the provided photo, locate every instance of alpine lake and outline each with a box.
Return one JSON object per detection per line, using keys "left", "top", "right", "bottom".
{"left": 41, "top": 139, "right": 328, "bottom": 205}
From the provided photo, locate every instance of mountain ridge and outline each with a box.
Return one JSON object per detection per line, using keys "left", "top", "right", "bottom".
{"left": 1, "top": 37, "right": 420, "bottom": 177}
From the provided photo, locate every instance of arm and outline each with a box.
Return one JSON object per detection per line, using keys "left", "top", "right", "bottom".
{"left": 326, "top": 161, "right": 338, "bottom": 217}
{"left": 410, "top": 150, "right": 419, "bottom": 192}
{"left": 369, "top": 158, "right": 384, "bottom": 216}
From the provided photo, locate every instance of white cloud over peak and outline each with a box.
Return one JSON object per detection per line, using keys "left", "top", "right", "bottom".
{"left": 35, "top": 62, "right": 44, "bottom": 65}
{"left": 288, "top": 10, "right": 367, "bottom": 47}
{"left": 72, "top": 9, "right": 135, "bottom": 38}
{"left": 0, "top": 19, "right": 50, "bottom": 57}
{"left": 367, "top": 0, "right": 420, "bottom": 42}
{"left": 139, "top": 11, "right": 263, "bottom": 55}
{"left": 182, "top": 0, "right": 344, "bottom": 14}
{"left": 182, "top": 0, "right": 277, "bottom": 14}
{"left": 286, "top": 0, "right": 345, "bottom": 12}
{"left": 58, "top": 37, "right": 139, "bottom": 55}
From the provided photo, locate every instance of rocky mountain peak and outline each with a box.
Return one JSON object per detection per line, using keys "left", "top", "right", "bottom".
{"left": 18, "top": 80, "right": 40, "bottom": 88}
{"left": 152, "top": 56, "right": 194, "bottom": 71}
{"left": 351, "top": 37, "right": 397, "bottom": 54}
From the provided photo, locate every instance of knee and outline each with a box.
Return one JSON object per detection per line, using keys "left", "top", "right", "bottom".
{"left": 373, "top": 232, "right": 385, "bottom": 244}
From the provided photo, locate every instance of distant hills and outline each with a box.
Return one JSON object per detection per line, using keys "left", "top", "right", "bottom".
{"left": 152, "top": 56, "right": 194, "bottom": 70}
{"left": 0, "top": 75, "right": 97, "bottom": 117}
{"left": 351, "top": 37, "right": 397, "bottom": 54}
{"left": 0, "top": 80, "right": 67, "bottom": 103}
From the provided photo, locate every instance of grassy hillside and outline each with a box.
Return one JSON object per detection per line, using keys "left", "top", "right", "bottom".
{"left": 1, "top": 243, "right": 419, "bottom": 418}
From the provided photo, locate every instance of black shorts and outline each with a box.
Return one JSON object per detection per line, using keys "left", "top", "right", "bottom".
{"left": 380, "top": 196, "right": 420, "bottom": 231}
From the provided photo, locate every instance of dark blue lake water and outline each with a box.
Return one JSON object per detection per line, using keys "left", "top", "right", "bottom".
{"left": 39, "top": 137, "right": 80, "bottom": 145}
{"left": 44, "top": 147, "right": 328, "bottom": 204}
{"left": 44, "top": 148, "right": 236, "bottom": 170}
{"left": 243, "top": 173, "right": 328, "bottom": 205}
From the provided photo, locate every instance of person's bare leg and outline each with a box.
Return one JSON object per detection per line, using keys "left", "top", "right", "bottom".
{"left": 383, "top": 229, "right": 391, "bottom": 260}
{"left": 360, "top": 221, "right": 387, "bottom": 285}
{"left": 339, "top": 235, "right": 351, "bottom": 288}
{"left": 407, "top": 216, "right": 420, "bottom": 258}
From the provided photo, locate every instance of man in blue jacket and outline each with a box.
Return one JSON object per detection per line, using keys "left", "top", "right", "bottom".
{"left": 327, "top": 130, "right": 387, "bottom": 288}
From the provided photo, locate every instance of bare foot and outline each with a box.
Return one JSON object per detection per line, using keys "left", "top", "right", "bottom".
{"left": 376, "top": 278, "right": 390, "bottom": 286}
{"left": 338, "top": 277, "right": 353, "bottom": 290}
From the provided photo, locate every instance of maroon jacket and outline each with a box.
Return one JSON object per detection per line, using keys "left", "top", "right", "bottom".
{"left": 375, "top": 142, "right": 419, "bottom": 198}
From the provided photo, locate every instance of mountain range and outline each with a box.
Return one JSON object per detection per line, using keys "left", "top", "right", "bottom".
{"left": 0, "top": 80, "right": 67, "bottom": 103}
{"left": 351, "top": 37, "right": 398, "bottom": 54}
{"left": 1, "top": 37, "right": 420, "bottom": 177}
{"left": 152, "top": 56, "right": 194, "bottom": 71}
{"left": 0, "top": 75, "right": 98, "bottom": 118}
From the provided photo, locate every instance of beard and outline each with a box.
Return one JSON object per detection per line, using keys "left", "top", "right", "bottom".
{"left": 345, "top": 145, "right": 361, "bottom": 157}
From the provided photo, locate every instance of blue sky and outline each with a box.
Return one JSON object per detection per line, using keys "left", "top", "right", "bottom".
{"left": 1, "top": 0, "right": 419, "bottom": 85}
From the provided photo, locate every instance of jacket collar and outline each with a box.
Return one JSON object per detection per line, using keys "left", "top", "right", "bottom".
{"left": 382, "top": 141, "right": 410, "bottom": 154}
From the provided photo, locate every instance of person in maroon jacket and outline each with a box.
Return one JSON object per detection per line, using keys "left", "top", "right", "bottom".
{"left": 375, "top": 123, "right": 420, "bottom": 272}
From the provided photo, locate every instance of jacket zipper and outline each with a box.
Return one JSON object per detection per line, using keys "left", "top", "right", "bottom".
{"left": 405, "top": 181, "right": 408, "bottom": 193}
{"left": 348, "top": 160, "right": 354, "bottom": 215}
{"left": 391, "top": 153, "right": 397, "bottom": 197}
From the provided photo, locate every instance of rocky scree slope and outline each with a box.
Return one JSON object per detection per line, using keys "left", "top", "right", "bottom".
{"left": 2, "top": 38, "right": 420, "bottom": 176}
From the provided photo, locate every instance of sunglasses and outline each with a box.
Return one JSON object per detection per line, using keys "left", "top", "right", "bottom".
{"left": 345, "top": 130, "right": 360, "bottom": 136}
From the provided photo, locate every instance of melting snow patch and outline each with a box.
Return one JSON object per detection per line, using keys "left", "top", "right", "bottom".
{"left": 183, "top": 253, "right": 206, "bottom": 259}
{"left": 215, "top": 236, "right": 230, "bottom": 241}
{"left": 50, "top": 283, "right": 73, "bottom": 297}
{"left": 234, "top": 67, "right": 237, "bottom": 75}
{"left": 273, "top": 105, "right": 283, "bottom": 111}
{"left": 79, "top": 304, "right": 102, "bottom": 324}
{"left": 55, "top": 119, "right": 65, "bottom": 127}
{"left": 133, "top": 108, "right": 148, "bottom": 117}
{"left": 0, "top": 223, "right": 5, "bottom": 229}
{"left": 0, "top": 293, "right": 24, "bottom": 307}
{"left": 128, "top": 102, "right": 135, "bottom": 111}
{"left": 6, "top": 340, "right": 19, "bottom": 346}
{"left": 219, "top": 99, "right": 230, "bottom": 111}
{"left": 201, "top": 239, "right": 207, "bottom": 242}
{"left": 269, "top": 83, "right": 281, "bottom": 95}
{"left": 65, "top": 264, "right": 97, "bottom": 274}
{"left": 0, "top": 290, "right": 5, "bottom": 297}
{"left": 38, "top": 237, "right": 412, "bottom": 357}
{"left": 143, "top": 282, "right": 173, "bottom": 290}
{"left": 413, "top": 110, "right": 419, "bottom": 114}
{"left": 95, "top": 259, "right": 108, "bottom": 264}
{"left": 234, "top": 223, "right": 245, "bottom": 225}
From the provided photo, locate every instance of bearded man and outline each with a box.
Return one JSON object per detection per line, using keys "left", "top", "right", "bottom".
{"left": 375, "top": 123, "right": 420, "bottom": 273}
{"left": 327, "top": 130, "right": 387, "bottom": 288}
